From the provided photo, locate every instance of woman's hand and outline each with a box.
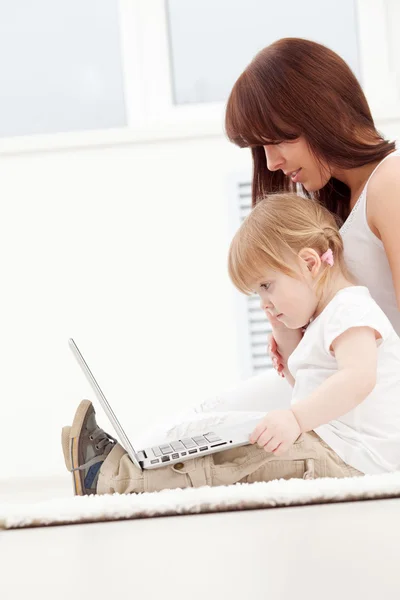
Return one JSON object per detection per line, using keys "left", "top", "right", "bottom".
{"left": 249, "top": 409, "right": 301, "bottom": 456}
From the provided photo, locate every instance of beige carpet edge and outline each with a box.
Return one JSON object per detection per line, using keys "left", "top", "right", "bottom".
{"left": 2, "top": 471, "right": 400, "bottom": 529}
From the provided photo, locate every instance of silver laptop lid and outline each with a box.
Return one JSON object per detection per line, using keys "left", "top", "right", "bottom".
{"left": 68, "top": 338, "right": 142, "bottom": 471}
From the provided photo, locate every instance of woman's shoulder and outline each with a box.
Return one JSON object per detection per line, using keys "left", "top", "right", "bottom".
{"left": 367, "top": 151, "right": 400, "bottom": 223}
{"left": 368, "top": 151, "right": 400, "bottom": 197}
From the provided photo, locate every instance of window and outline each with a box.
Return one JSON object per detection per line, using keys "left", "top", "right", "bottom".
{"left": 0, "top": 0, "right": 126, "bottom": 137}
{"left": 229, "top": 173, "right": 273, "bottom": 378}
{"left": 166, "top": 0, "right": 360, "bottom": 105}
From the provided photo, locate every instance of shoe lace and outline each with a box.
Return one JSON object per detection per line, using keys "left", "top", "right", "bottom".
{"left": 71, "top": 427, "right": 117, "bottom": 473}
{"left": 90, "top": 427, "right": 117, "bottom": 454}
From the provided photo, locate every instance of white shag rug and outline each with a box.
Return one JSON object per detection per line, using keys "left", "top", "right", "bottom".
{"left": 2, "top": 471, "right": 400, "bottom": 530}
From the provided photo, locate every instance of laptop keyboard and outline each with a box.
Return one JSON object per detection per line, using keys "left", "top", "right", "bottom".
{"left": 149, "top": 432, "right": 225, "bottom": 465}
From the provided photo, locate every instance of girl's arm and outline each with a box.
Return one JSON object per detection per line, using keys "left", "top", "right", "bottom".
{"left": 272, "top": 327, "right": 303, "bottom": 387}
{"left": 291, "top": 326, "right": 378, "bottom": 433}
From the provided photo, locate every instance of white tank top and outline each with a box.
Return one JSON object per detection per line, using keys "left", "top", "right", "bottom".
{"left": 340, "top": 149, "right": 400, "bottom": 335}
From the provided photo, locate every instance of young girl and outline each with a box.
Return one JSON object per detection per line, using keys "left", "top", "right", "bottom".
{"left": 62, "top": 193, "right": 400, "bottom": 495}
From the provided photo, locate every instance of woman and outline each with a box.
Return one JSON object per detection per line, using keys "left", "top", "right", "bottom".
{"left": 138, "top": 37, "right": 400, "bottom": 447}
{"left": 194, "top": 36, "right": 400, "bottom": 417}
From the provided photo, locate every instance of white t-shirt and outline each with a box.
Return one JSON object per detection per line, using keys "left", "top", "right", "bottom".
{"left": 287, "top": 286, "right": 400, "bottom": 475}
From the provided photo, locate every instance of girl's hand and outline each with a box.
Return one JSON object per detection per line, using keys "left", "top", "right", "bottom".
{"left": 265, "top": 310, "right": 304, "bottom": 379}
{"left": 267, "top": 333, "right": 285, "bottom": 377}
{"left": 249, "top": 409, "right": 301, "bottom": 457}
{"left": 265, "top": 310, "right": 288, "bottom": 377}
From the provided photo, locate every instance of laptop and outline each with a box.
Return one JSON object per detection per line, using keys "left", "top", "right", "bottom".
{"left": 69, "top": 338, "right": 261, "bottom": 470}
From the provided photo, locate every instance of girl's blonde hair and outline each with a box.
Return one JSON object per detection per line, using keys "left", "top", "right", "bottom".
{"left": 228, "top": 192, "right": 354, "bottom": 295}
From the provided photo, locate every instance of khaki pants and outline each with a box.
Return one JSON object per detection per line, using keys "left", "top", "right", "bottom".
{"left": 97, "top": 431, "right": 363, "bottom": 495}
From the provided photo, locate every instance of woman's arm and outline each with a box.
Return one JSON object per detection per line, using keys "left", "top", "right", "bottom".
{"left": 291, "top": 326, "right": 378, "bottom": 433}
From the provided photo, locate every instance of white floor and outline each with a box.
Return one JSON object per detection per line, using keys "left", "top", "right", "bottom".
{"left": 0, "top": 475, "right": 72, "bottom": 504}
{"left": 2, "top": 479, "right": 400, "bottom": 600}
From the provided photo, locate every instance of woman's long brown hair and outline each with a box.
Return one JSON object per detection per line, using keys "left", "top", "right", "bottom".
{"left": 225, "top": 38, "right": 395, "bottom": 222}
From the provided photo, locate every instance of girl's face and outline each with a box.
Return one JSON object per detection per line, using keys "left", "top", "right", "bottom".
{"left": 263, "top": 137, "right": 330, "bottom": 192}
{"left": 253, "top": 255, "right": 320, "bottom": 329}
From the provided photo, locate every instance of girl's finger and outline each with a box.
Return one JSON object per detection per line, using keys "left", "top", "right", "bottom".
{"left": 270, "top": 347, "right": 283, "bottom": 363}
{"left": 263, "top": 436, "right": 280, "bottom": 453}
{"left": 249, "top": 423, "right": 266, "bottom": 444}
{"left": 269, "top": 347, "right": 282, "bottom": 362}
{"left": 257, "top": 430, "right": 274, "bottom": 449}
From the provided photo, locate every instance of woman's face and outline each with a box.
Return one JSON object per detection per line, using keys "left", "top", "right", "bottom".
{"left": 263, "top": 137, "right": 330, "bottom": 192}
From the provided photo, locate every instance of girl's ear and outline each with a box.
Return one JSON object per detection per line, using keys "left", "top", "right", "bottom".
{"left": 298, "top": 247, "right": 321, "bottom": 277}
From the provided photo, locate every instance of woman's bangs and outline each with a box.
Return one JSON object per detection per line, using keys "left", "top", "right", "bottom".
{"left": 226, "top": 76, "right": 298, "bottom": 148}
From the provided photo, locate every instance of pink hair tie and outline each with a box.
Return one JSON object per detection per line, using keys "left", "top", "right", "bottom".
{"left": 321, "top": 248, "right": 334, "bottom": 266}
